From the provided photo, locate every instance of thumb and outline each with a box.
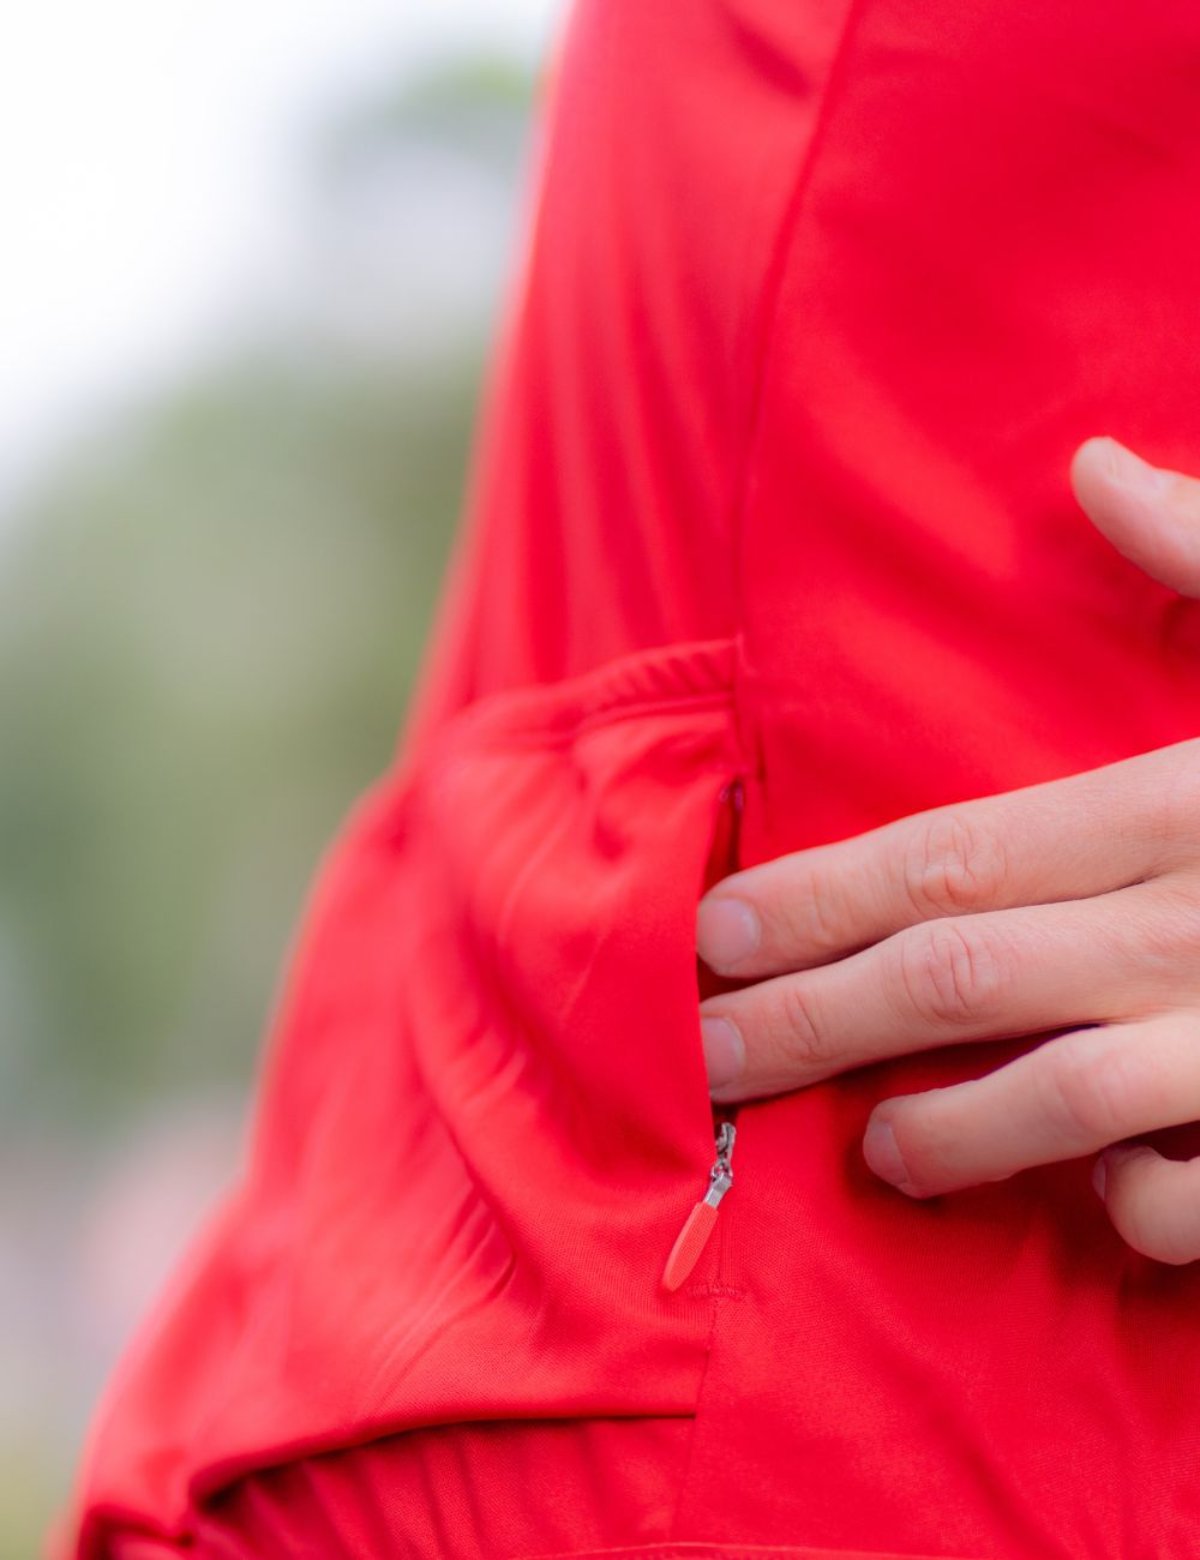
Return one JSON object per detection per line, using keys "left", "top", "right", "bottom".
{"left": 1070, "top": 435, "right": 1200, "bottom": 598}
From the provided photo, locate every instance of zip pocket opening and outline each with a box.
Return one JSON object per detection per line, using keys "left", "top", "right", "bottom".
{"left": 662, "top": 774, "right": 747, "bottom": 1292}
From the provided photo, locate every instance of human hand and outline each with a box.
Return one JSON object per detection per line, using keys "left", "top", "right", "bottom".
{"left": 697, "top": 436, "right": 1200, "bottom": 1262}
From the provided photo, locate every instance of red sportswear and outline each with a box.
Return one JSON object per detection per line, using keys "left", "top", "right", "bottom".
{"left": 63, "top": 2, "right": 1200, "bottom": 1556}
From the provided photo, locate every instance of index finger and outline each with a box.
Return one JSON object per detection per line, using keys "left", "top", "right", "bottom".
{"left": 696, "top": 742, "right": 1195, "bottom": 979}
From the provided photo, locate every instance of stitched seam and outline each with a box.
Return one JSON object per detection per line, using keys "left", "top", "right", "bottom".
{"left": 465, "top": 658, "right": 735, "bottom": 726}
{"left": 725, "top": 0, "right": 876, "bottom": 714}
{"left": 473, "top": 692, "right": 737, "bottom": 752}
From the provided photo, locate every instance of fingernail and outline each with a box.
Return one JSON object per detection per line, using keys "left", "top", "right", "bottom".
{"left": 863, "top": 1118, "right": 915, "bottom": 1194}
{"left": 696, "top": 896, "right": 760, "bottom": 968}
{"left": 1101, "top": 437, "right": 1170, "bottom": 497}
{"left": 700, "top": 1015, "right": 744, "bottom": 1092}
{"left": 1092, "top": 1156, "right": 1107, "bottom": 1200}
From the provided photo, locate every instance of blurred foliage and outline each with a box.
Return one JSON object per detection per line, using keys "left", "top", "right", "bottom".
{"left": 0, "top": 348, "right": 481, "bottom": 1132}
{"left": 319, "top": 54, "right": 535, "bottom": 176}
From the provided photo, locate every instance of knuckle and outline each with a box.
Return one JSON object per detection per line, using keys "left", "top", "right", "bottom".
{"left": 1144, "top": 744, "right": 1200, "bottom": 854}
{"left": 759, "top": 865, "right": 838, "bottom": 962}
{"left": 737, "top": 859, "right": 837, "bottom": 965}
{"left": 894, "top": 920, "right": 1007, "bottom": 1028}
{"left": 776, "top": 980, "right": 836, "bottom": 1073}
{"left": 1043, "top": 1039, "right": 1136, "bottom": 1145}
{"left": 1137, "top": 883, "right": 1200, "bottom": 977}
{"left": 800, "top": 862, "right": 848, "bottom": 955}
{"left": 902, "top": 811, "right": 1006, "bottom": 918}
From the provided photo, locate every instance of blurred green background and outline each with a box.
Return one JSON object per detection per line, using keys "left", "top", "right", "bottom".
{"left": 0, "top": 47, "right": 543, "bottom": 1556}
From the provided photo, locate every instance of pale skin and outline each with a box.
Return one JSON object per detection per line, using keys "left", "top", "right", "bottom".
{"left": 697, "top": 435, "right": 1200, "bottom": 1265}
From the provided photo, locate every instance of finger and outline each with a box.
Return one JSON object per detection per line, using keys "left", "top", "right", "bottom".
{"left": 1071, "top": 435, "right": 1200, "bottom": 598}
{"left": 1096, "top": 1143, "right": 1200, "bottom": 1265}
{"left": 699, "top": 886, "right": 1187, "bottom": 1102}
{"left": 696, "top": 740, "right": 1197, "bottom": 979}
{"left": 860, "top": 1014, "right": 1200, "bottom": 1199}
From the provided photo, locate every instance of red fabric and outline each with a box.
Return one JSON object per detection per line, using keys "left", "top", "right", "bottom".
{"left": 63, "top": 1, "right": 1200, "bottom": 1557}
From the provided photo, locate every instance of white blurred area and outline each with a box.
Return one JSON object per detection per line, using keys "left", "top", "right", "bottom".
{"left": 0, "top": 0, "right": 562, "bottom": 512}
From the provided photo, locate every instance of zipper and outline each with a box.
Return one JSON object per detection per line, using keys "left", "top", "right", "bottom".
{"left": 661, "top": 774, "right": 746, "bottom": 1293}
{"left": 662, "top": 1110, "right": 738, "bottom": 1291}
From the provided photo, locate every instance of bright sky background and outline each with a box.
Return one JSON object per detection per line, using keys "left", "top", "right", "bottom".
{"left": 0, "top": 0, "right": 563, "bottom": 510}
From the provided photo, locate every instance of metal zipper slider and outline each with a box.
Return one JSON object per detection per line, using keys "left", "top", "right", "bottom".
{"left": 662, "top": 1119, "right": 736, "bottom": 1292}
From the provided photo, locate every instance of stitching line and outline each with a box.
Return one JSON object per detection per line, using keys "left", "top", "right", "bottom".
{"left": 725, "top": 0, "right": 877, "bottom": 752}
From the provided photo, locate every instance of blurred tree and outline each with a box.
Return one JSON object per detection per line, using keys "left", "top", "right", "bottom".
{"left": 0, "top": 350, "right": 481, "bottom": 1127}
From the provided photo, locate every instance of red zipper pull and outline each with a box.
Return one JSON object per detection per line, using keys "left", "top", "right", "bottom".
{"left": 662, "top": 1120, "right": 736, "bottom": 1291}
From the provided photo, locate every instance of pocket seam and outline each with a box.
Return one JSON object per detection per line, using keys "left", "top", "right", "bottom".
{"left": 427, "top": 636, "right": 740, "bottom": 758}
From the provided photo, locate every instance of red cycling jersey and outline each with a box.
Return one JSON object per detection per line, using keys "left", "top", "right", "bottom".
{"left": 64, "top": 2, "right": 1200, "bottom": 1556}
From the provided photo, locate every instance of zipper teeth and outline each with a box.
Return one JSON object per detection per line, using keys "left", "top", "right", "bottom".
{"left": 704, "top": 1126, "right": 736, "bottom": 1210}
{"left": 702, "top": 773, "right": 739, "bottom": 1173}
{"left": 710, "top": 775, "right": 745, "bottom": 1144}
{"left": 709, "top": 775, "right": 745, "bottom": 1223}
{"left": 705, "top": 1110, "right": 736, "bottom": 1148}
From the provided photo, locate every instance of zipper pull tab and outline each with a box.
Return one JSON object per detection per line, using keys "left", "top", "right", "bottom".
{"left": 662, "top": 1120, "right": 736, "bottom": 1292}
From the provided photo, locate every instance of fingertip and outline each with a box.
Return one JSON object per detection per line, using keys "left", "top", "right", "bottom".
{"left": 1071, "top": 433, "right": 1115, "bottom": 477}
{"left": 1090, "top": 1142, "right": 1147, "bottom": 1201}
{"left": 699, "top": 1013, "right": 745, "bottom": 1095}
{"left": 1102, "top": 1145, "right": 1200, "bottom": 1265}
{"left": 862, "top": 1113, "right": 919, "bottom": 1196}
{"left": 1101, "top": 438, "right": 1172, "bottom": 497}
{"left": 1069, "top": 434, "right": 1114, "bottom": 490}
{"left": 1102, "top": 1142, "right": 1157, "bottom": 1176}
{"left": 1071, "top": 432, "right": 1170, "bottom": 493}
{"left": 1067, "top": 436, "right": 1200, "bottom": 594}
{"left": 696, "top": 894, "right": 760, "bottom": 972}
